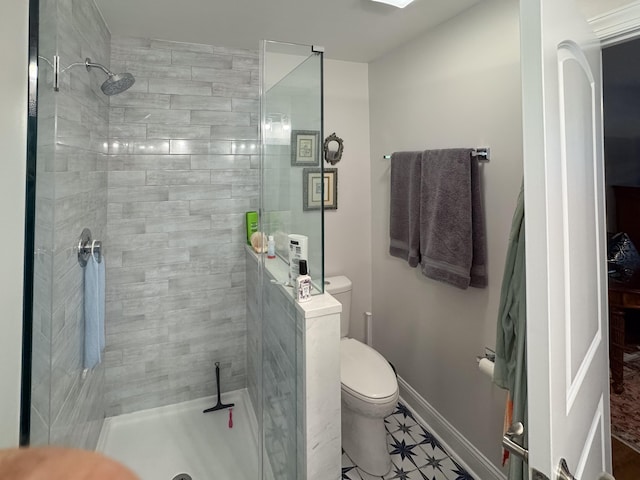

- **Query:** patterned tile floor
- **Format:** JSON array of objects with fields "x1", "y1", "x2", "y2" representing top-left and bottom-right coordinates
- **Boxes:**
[{"x1": 341, "y1": 402, "x2": 474, "y2": 480}]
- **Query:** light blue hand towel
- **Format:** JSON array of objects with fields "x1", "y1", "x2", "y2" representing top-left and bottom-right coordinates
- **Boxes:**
[{"x1": 84, "y1": 253, "x2": 105, "y2": 369}]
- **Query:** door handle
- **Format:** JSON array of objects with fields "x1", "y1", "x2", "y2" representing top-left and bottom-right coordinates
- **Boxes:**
[
  {"x1": 502, "y1": 422, "x2": 529, "y2": 462},
  {"x1": 556, "y1": 459, "x2": 615, "y2": 480}
]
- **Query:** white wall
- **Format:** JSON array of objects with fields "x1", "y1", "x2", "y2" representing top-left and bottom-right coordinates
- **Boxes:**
[
  {"x1": 323, "y1": 59, "x2": 372, "y2": 341},
  {"x1": 0, "y1": 0, "x2": 28, "y2": 448},
  {"x1": 369, "y1": 0, "x2": 522, "y2": 470}
]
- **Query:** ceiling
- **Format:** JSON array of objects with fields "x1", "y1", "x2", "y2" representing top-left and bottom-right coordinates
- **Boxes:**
[{"x1": 94, "y1": 0, "x2": 480, "y2": 62}]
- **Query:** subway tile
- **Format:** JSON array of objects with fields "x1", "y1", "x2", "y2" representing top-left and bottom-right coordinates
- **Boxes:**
[
  {"x1": 108, "y1": 171, "x2": 146, "y2": 186},
  {"x1": 124, "y1": 107, "x2": 190, "y2": 125},
  {"x1": 106, "y1": 267, "x2": 146, "y2": 286},
  {"x1": 167, "y1": 229, "x2": 232, "y2": 248},
  {"x1": 144, "y1": 260, "x2": 211, "y2": 282},
  {"x1": 189, "y1": 198, "x2": 252, "y2": 215},
  {"x1": 232, "y1": 184, "x2": 259, "y2": 198},
  {"x1": 150, "y1": 39, "x2": 214, "y2": 54},
  {"x1": 211, "y1": 213, "x2": 245, "y2": 230},
  {"x1": 169, "y1": 140, "x2": 231, "y2": 155},
  {"x1": 148, "y1": 78, "x2": 212, "y2": 96},
  {"x1": 123, "y1": 78, "x2": 150, "y2": 94},
  {"x1": 109, "y1": 140, "x2": 170, "y2": 155},
  {"x1": 111, "y1": 36, "x2": 151, "y2": 49},
  {"x1": 122, "y1": 247, "x2": 189, "y2": 267},
  {"x1": 108, "y1": 186, "x2": 169, "y2": 203},
  {"x1": 111, "y1": 45, "x2": 172, "y2": 65},
  {"x1": 191, "y1": 111, "x2": 250, "y2": 126},
  {"x1": 109, "y1": 92, "x2": 171, "y2": 109},
  {"x1": 147, "y1": 124, "x2": 210, "y2": 140},
  {"x1": 213, "y1": 46, "x2": 257, "y2": 56},
  {"x1": 232, "y1": 98, "x2": 259, "y2": 113},
  {"x1": 145, "y1": 215, "x2": 211, "y2": 233},
  {"x1": 190, "y1": 155, "x2": 250, "y2": 170},
  {"x1": 106, "y1": 280, "x2": 169, "y2": 302},
  {"x1": 106, "y1": 233, "x2": 170, "y2": 252},
  {"x1": 230, "y1": 169, "x2": 259, "y2": 185},
  {"x1": 170, "y1": 95, "x2": 231, "y2": 111},
  {"x1": 168, "y1": 274, "x2": 231, "y2": 292},
  {"x1": 232, "y1": 54, "x2": 259, "y2": 71},
  {"x1": 108, "y1": 154, "x2": 191, "y2": 171},
  {"x1": 109, "y1": 124, "x2": 147, "y2": 139},
  {"x1": 110, "y1": 107, "x2": 125, "y2": 124},
  {"x1": 171, "y1": 51, "x2": 232, "y2": 69},
  {"x1": 146, "y1": 170, "x2": 210, "y2": 186},
  {"x1": 211, "y1": 83, "x2": 258, "y2": 99},
  {"x1": 122, "y1": 200, "x2": 191, "y2": 218},
  {"x1": 168, "y1": 185, "x2": 231, "y2": 201},
  {"x1": 107, "y1": 219, "x2": 147, "y2": 236},
  {"x1": 192, "y1": 67, "x2": 251, "y2": 84},
  {"x1": 125, "y1": 63, "x2": 192, "y2": 80},
  {"x1": 212, "y1": 125, "x2": 258, "y2": 140}
]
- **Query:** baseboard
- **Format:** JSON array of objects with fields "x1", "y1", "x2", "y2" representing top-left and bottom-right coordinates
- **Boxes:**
[{"x1": 397, "y1": 376, "x2": 506, "y2": 480}]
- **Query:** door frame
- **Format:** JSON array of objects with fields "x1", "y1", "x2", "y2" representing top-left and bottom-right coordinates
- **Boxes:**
[{"x1": 588, "y1": 2, "x2": 640, "y2": 46}]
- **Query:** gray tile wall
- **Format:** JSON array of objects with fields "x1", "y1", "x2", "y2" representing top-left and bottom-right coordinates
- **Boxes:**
[
  {"x1": 245, "y1": 249, "x2": 262, "y2": 430},
  {"x1": 261, "y1": 275, "x2": 299, "y2": 479},
  {"x1": 31, "y1": 0, "x2": 110, "y2": 449},
  {"x1": 105, "y1": 36, "x2": 259, "y2": 416}
]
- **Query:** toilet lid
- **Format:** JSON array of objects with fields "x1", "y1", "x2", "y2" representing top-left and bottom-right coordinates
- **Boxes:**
[{"x1": 340, "y1": 338, "x2": 397, "y2": 400}]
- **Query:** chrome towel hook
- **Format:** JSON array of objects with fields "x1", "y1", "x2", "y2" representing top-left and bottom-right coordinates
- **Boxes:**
[{"x1": 78, "y1": 228, "x2": 102, "y2": 266}]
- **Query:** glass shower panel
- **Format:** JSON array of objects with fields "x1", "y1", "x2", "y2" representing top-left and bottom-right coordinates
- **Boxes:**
[
  {"x1": 260, "y1": 40, "x2": 324, "y2": 480},
  {"x1": 261, "y1": 41, "x2": 324, "y2": 294},
  {"x1": 29, "y1": 0, "x2": 58, "y2": 447},
  {"x1": 28, "y1": 0, "x2": 109, "y2": 449}
]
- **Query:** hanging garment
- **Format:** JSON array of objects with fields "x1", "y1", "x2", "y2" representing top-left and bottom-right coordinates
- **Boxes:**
[{"x1": 493, "y1": 183, "x2": 528, "y2": 480}]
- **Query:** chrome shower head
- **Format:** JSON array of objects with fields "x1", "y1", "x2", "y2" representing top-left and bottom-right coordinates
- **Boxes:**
[
  {"x1": 85, "y1": 58, "x2": 135, "y2": 96},
  {"x1": 101, "y1": 72, "x2": 136, "y2": 96}
]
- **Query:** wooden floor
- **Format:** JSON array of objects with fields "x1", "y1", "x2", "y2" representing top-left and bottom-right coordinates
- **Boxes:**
[{"x1": 613, "y1": 436, "x2": 640, "y2": 480}]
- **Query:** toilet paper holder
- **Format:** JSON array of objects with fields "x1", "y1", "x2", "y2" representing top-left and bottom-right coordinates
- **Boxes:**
[{"x1": 476, "y1": 347, "x2": 496, "y2": 364}]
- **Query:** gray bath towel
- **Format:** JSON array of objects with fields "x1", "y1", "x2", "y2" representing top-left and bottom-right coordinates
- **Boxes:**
[
  {"x1": 420, "y1": 149, "x2": 487, "y2": 289},
  {"x1": 389, "y1": 151, "x2": 422, "y2": 267}
]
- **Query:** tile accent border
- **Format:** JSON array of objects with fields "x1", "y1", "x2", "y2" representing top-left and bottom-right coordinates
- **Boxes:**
[{"x1": 397, "y1": 376, "x2": 506, "y2": 480}]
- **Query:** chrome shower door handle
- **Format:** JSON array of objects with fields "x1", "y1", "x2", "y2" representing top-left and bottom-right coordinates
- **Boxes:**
[{"x1": 502, "y1": 422, "x2": 529, "y2": 463}]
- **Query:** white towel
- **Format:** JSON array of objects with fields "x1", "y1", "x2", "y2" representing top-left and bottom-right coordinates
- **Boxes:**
[{"x1": 84, "y1": 252, "x2": 105, "y2": 369}]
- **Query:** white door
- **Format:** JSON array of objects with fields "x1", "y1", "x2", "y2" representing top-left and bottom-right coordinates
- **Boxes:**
[{"x1": 521, "y1": 0, "x2": 612, "y2": 478}]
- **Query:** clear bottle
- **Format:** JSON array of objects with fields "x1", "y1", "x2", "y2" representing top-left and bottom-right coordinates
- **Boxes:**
[
  {"x1": 267, "y1": 235, "x2": 275, "y2": 259},
  {"x1": 296, "y1": 259, "x2": 311, "y2": 302}
]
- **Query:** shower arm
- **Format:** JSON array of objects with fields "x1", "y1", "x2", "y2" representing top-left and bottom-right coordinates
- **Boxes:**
[{"x1": 53, "y1": 56, "x2": 113, "y2": 91}]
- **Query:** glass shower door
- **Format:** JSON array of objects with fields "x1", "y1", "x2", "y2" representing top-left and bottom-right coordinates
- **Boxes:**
[{"x1": 259, "y1": 40, "x2": 324, "y2": 480}]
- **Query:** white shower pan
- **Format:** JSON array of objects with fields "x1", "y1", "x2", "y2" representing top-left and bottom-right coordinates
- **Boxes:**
[{"x1": 97, "y1": 389, "x2": 260, "y2": 480}]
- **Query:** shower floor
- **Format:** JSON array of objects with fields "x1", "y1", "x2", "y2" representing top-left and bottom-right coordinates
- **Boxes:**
[{"x1": 96, "y1": 389, "x2": 260, "y2": 480}]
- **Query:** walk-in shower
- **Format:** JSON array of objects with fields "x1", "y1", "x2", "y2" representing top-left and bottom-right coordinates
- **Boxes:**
[{"x1": 23, "y1": 0, "x2": 327, "y2": 478}]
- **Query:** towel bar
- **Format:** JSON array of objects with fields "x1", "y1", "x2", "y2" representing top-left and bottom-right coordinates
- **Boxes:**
[
  {"x1": 77, "y1": 228, "x2": 102, "y2": 266},
  {"x1": 383, "y1": 147, "x2": 490, "y2": 162}
]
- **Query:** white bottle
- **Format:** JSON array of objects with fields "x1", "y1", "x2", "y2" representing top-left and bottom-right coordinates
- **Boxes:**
[
  {"x1": 296, "y1": 260, "x2": 312, "y2": 302},
  {"x1": 267, "y1": 235, "x2": 275, "y2": 259},
  {"x1": 288, "y1": 234, "x2": 308, "y2": 283}
]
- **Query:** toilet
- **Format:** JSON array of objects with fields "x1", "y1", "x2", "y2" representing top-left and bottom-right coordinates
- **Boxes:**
[{"x1": 325, "y1": 276, "x2": 399, "y2": 476}]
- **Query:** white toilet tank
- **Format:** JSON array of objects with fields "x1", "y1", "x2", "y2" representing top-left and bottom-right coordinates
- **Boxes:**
[{"x1": 325, "y1": 275, "x2": 352, "y2": 337}]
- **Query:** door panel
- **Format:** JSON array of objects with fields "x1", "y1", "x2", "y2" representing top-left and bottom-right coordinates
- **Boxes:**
[{"x1": 521, "y1": 0, "x2": 612, "y2": 478}]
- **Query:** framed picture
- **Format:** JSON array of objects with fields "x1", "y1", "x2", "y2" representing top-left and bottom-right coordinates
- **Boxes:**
[
  {"x1": 303, "y1": 168, "x2": 338, "y2": 211},
  {"x1": 291, "y1": 130, "x2": 320, "y2": 166}
]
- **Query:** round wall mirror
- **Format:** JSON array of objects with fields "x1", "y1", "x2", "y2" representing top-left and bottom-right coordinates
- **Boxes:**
[{"x1": 323, "y1": 132, "x2": 344, "y2": 165}]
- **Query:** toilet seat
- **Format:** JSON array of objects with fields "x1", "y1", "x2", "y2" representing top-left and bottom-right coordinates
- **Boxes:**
[{"x1": 340, "y1": 338, "x2": 398, "y2": 403}]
